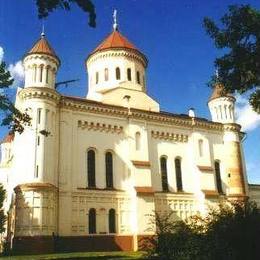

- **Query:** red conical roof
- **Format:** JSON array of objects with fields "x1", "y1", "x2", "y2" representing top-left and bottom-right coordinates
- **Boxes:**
[
  {"x1": 94, "y1": 30, "x2": 138, "y2": 52},
  {"x1": 1, "y1": 134, "x2": 14, "y2": 144},
  {"x1": 26, "y1": 34, "x2": 60, "y2": 62},
  {"x1": 208, "y1": 83, "x2": 234, "y2": 102},
  {"x1": 89, "y1": 30, "x2": 147, "y2": 65}
]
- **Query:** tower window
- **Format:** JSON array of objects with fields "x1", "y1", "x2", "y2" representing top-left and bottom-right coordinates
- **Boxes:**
[
  {"x1": 104, "y1": 68, "x2": 109, "y2": 81},
  {"x1": 105, "y1": 152, "x2": 113, "y2": 189},
  {"x1": 116, "y1": 67, "x2": 121, "y2": 80},
  {"x1": 175, "y1": 158, "x2": 183, "y2": 192},
  {"x1": 88, "y1": 208, "x2": 96, "y2": 234},
  {"x1": 46, "y1": 66, "x2": 50, "y2": 83},
  {"x1": 109, "y1": 208, "x2": 116, "y2": 233},
  {"x1": 37, "y1": 108, "x2": 42, "y2": 124},
  {"x1": 87, "y1": 149, "x2": 96, "y2": 188},
  {"x1": 35, "y1": 165, "x2": 39, "y2": 178},
  {"x1": 39, "y1": 65, "x2": 44, "y2": 82},
  {"x1": 198, "y1": 139, "x2": 203, "y2": 157},
  {"x1": 136, "y1": 71, "x2": 140, "y2": 84},
  {"x1": 33, "y1": 65, "x2": 37, "y2": 82},
  {"x1": 96, "y1": 72, "x2": 99, "y2": 84},
  {"x1": 127, "y1": 68, "x2": 132, "y2": 81},
  {"x1": 135, "y1": 132, "x2": 141, "y2": 151},
  {"x1": 160, "y1": 157, "x2": 168, "y2": 192},
  {"x1": 215, "y1": 161, "x2": 223, "y2": 194}
]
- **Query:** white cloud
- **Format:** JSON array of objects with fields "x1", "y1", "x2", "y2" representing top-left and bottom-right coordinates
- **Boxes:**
[
  {"x1": 8, "y1": 61, "x2": 24, "y2": 88},
  {"x1": 236, "y1": 94, "x2": 260, "y2": 132},
  {"x1": 0, "y1": 46, "x2": 4, "y2": 63}
]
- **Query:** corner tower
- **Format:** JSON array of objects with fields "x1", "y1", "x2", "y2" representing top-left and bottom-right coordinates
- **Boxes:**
[
  {"x1": 86, "y1": 12, "x2": 159, "y2": 112},
  {"x1": 23, "y1": 32, "x2": 60, "y2": 89},
  {"x1": 208, "y1": 80, "x2": 247, "y2": 200}
]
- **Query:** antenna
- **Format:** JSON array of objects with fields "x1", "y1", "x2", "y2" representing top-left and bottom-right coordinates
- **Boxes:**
[{"x1": 55, "y1": 79, "x2": 79, "y2": 89}]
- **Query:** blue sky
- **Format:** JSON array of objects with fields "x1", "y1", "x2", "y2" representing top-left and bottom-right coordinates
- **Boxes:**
[{"x1": 0, "y1": 0, "x2": 259, "y2": 183}]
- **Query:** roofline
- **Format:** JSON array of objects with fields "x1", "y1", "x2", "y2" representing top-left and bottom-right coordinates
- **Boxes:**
[
  {"x1": 86, "y1": 47, "x2": 148, "y2": 68},
  {"x1": 207, "y1": 95, "x2": 236, "y2": 104}
]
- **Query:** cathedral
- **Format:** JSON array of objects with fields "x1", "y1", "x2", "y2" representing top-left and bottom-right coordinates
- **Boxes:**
[{"x1": 0, "y1": 15, "x2": 250, "y2": 254}]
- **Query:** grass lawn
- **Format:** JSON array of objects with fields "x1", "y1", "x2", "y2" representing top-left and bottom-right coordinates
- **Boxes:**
[{"x1": 0, "y1": 251, "x2": 147, "y2": 260}]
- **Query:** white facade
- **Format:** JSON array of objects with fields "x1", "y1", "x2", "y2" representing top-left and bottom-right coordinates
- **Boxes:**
[{"x1": 0, "y1": 27, "x2": 250, "y2": 252}]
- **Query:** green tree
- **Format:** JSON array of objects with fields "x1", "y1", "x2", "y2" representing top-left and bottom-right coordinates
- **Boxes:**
[
  {"x1": 149, "y1": 201, "x2": 260, "y2": 260},
  {"x1": 203, "y1": 5, "x2": 260, "y2": 113},
  {"x1": 0, "y1": 184, "x2": 6, "y2": 233},
  {"x1": 36, "y1": 0, "x2": 96, "y2": 27},
  {"x1": 0, "y1": 62, "x2": 30, "y2": 134}
]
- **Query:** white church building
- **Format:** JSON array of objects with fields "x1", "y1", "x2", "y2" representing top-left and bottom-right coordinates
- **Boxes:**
[{"x1": 0, "y1": 17, "x2": 250, "y2": 253}]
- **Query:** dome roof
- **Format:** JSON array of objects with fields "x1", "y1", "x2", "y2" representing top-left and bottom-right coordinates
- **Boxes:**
[
  {"x1": 25, "y1": 34, "x2": 60, "y2": 62},
  {"x1": 208, "y1": 83, "x2": 234, "y2": 102},
  {"x1": 89, "y1": 30, "x2": 147, "y2": 65},
  {"x1": 1, "y1": 133, "x2": 14, "y2": 144}
]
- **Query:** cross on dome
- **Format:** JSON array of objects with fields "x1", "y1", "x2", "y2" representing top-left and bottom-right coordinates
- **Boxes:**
[{"x1": 113, "y1": 9, "x2": 118, "y2": 31}]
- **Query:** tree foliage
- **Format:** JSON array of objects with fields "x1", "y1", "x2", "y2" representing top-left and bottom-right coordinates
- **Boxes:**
[
  {"x1": 203, "y1": 5, "x2": 260, "y2": 113},
  {"x1": 36, "y1": 0, "x2": 96, "y2": 27},
  {"x1": 0, "y1": 62, "x2": 30, "y2": 134},
  {"x1": 149, "y1": 201, "x2": 260, "y2": 260},
  {"x1": 0, "y1": 184, "x2": 6, "y2": 234}
]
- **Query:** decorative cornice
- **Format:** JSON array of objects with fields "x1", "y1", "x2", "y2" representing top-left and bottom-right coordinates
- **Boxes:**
[
  {"x1": 151, "y1": 130, "x2": 188, "y2": 142},
  {"x1": 135, "y1": 186, "x2": 154, "y2": 195},
  {"x1": 14, "y1": 183, "x2": 58, "y2": 192},
  {"x1": 19, "y1": 87, "x2": 60, "y2": 104},
  {"x1": 61, "y1": 96, "x2": 225, "y2": 132},
  {"x1": 23, "y1": 53, "x2": 60, "y2": 67},
  {"x1": 132, "y1": 160, "x2": 151, "y2": 168},
  {"x1": 87, "y1": 49, "x2": 147, "y2": 68},
  {"x1": 223, "y1": 123, "x2": 241, "y2": 132},
  {"x1": 197, "y1": 166, "x2": 214, "y2": 172},
  {"x1": 78, "y1": 120, "x2": 123, "y2": 134}
]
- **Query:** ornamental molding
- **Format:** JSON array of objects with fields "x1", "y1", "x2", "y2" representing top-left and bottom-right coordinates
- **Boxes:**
[
  {"x1": 14, "y1": 182, "x2": 58, "y2": 193},
  {"x1": 78, "y1": 120, "x2": 123, "y2": 134},
  {"x1": 61, "y1": 96, "x2": 224, "y2": 132},
  {"x1": 19, "y1": 87, "x2": 60, "y2": 104},
  {"x1": 86, "y1": 49, "x2": 147, "y2": 68},
  {"x1": 23, "y1": 54, "x2": 60, "y2": 67},
  {"x1": 151, "y1": 130, "x2": 188, "y2": 142},
  {"x1": 223, "y1": 123, "x2": 241, "y2": 132}
]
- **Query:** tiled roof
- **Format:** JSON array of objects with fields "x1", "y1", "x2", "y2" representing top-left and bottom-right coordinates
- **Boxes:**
[
  {"x1": 93, "y1": 30, "x2": 138, "y2": 53},
  {"x1": 27, "y1": 35, "x2": 59, "y2": 61},
  {"x1": 1, "y1": 134, "x2": 14, "y2": 144},
  {"x1": 209, "y1": 83, "x2": 234, "y2": 102}
]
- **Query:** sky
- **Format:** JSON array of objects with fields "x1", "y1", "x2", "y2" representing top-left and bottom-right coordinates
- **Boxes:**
[{"x1": 0, "y1": 0, "x2": 259, "y2": 183}]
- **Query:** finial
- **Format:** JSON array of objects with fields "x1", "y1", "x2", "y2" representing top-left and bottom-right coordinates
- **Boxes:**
[
  {"x1": 113, "y1": 9, "x2": 118, "y2": 31},
  {"x1": 215, "y1": 68, "x2": 219, "y2": 81},
  {"x1": 41, "y1": 21, "x2": 45, "y2": 38}
]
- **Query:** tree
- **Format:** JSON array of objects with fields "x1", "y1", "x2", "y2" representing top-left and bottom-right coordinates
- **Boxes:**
[
  {"x1": 203, "y1": 5, "x2": 260, "y2": 113},
  {"x1": 36, "y1": 0, "x2": 96, "y2": 27},
  {"x1": 0, "y1": 62, "x2": 30, "y2": 134},
  {"x1": 149, "y1": 201, "x2": 260, "y2": 260},
  {"x1": 0, "y1": 184, "x2": 6, "y2": 234}
]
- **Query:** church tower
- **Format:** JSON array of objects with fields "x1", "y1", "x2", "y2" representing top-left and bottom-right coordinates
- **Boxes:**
[
  {"x1": 85, "y1": 11, "x2": 159, "y2": 112},
  {"x1": 208, "y1": 80, "x2": 247, "y2": 200},
  {"x1": 11, "y1": 31, "x2": 60, "y2": 250}
]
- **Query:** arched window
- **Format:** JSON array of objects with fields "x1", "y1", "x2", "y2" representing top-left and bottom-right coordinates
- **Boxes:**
[
  {"x1": 87, "y1": 150, "x2": 96, "y2": 188},
  {"x1": 95, "y1": 72, "x2": 99, "y2": 84},
  {"x1": 88, "y1": 208, "x2": 96, "y2": 234},
  {"x1": 105, "y1": 152, "x2": 113, "y2": 188},
  {"x1": 136, "y1": 71, "x2": 140, "y2": 84},
  {"x1": 33, "y1": 65, "x2": 37, "y2": 82},
  {"x1": 175, "y1": 158, "x2": 183, "y2": 192},
  {"x1": 39, "y1": 65, "x2": 44, "y2": 82},
  {"x1": 46, "y1": 66, "x2": 50, "y2": 83},
  {"x1": 104, "y1": 68, "x2": 109, "y2": 81},
  {"x1": 135, "y1": 132, "x2": 141, "y2": 151},
  {"x1": 215, "y1": 161, "x2": 223, "y2": 194},
  {"x1": 160, "y1": 157, "x2": 168, "y2": 191},
  {"x1": 109, "y1": 208, "x2": 116, "y2": 233},
  {"x1": 198, "y1": 139, "x2": 203, "y2": 157},
  {"x1": 116, "y1": 67, "x2": 121, "y2": 80},
  {"x1": 127, "y1": 68, "x2": 132, "y2": 81},
  {"x1": 224, "y1": 105, "x2": 227, "y2": 119}
]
